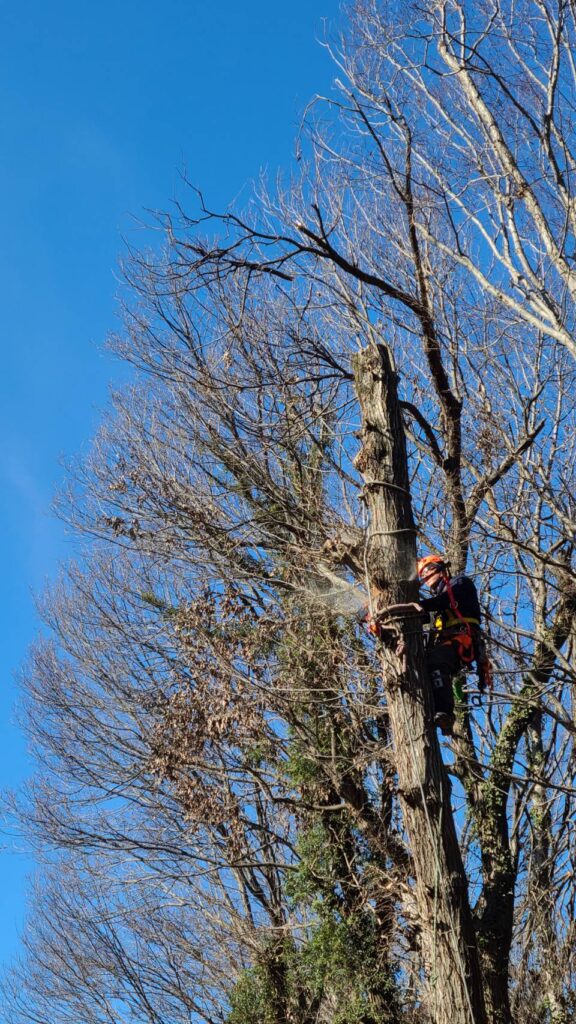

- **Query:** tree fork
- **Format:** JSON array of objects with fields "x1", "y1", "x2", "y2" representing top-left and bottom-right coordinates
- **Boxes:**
[{"x1": 352, "y1": 342, "x2": 487, "y2": 1024}]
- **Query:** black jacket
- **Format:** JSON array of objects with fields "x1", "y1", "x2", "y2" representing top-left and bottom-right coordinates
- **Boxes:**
[{"x1": 420, "y1": 575, "x2": 481, "y2": 625}]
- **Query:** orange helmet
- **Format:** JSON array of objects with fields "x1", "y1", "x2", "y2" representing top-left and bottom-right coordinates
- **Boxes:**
[{"x1": 417, "y1": 554, "x2": 448, "y2": 579}]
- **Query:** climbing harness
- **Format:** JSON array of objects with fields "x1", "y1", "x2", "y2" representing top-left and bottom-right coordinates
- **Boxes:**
[{"x1": 424, "y1": 563, "x2": 493, "y2": 699}]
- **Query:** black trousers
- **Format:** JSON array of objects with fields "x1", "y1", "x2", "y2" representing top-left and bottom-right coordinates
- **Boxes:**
[{"x1": 427, "y1": 643, "x2": 460, "y2": 716}]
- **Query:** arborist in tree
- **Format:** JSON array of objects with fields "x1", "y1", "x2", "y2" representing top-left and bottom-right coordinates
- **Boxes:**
[
  {"x1": 367, "y1": 555, "x2": 492, "y2": 736},
  {"x1": 416, "y1": 555, "x2": 488, "y2": 735}
]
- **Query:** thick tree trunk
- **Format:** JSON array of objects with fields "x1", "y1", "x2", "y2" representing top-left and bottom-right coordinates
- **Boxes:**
[{"x1": 352, "y1": 343, "x2": 486, "y2": 1024}]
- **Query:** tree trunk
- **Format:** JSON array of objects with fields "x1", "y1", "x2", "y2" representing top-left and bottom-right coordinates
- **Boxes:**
[{"x1": 352, "y1": 343, "x2": 486, "y2": 1024}]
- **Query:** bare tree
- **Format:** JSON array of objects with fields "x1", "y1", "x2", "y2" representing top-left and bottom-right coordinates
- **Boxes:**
[{"x1": 5, "y1": 3, "x2": 576, "y2": 1023}]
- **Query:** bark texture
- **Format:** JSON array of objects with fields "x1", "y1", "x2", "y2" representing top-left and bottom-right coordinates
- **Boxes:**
[{"x1": 352, "y1": 343, "x2": 486, "y2": 1024}]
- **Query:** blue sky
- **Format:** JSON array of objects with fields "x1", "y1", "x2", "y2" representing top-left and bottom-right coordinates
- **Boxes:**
[{"x1": 0, "y1": 0, "x2": 339, "y2": 972}]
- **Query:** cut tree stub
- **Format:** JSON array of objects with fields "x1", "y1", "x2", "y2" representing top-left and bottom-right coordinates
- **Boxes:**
[{"x1": 351, "y1": 342, "x2": 487, "y2": 1024}]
